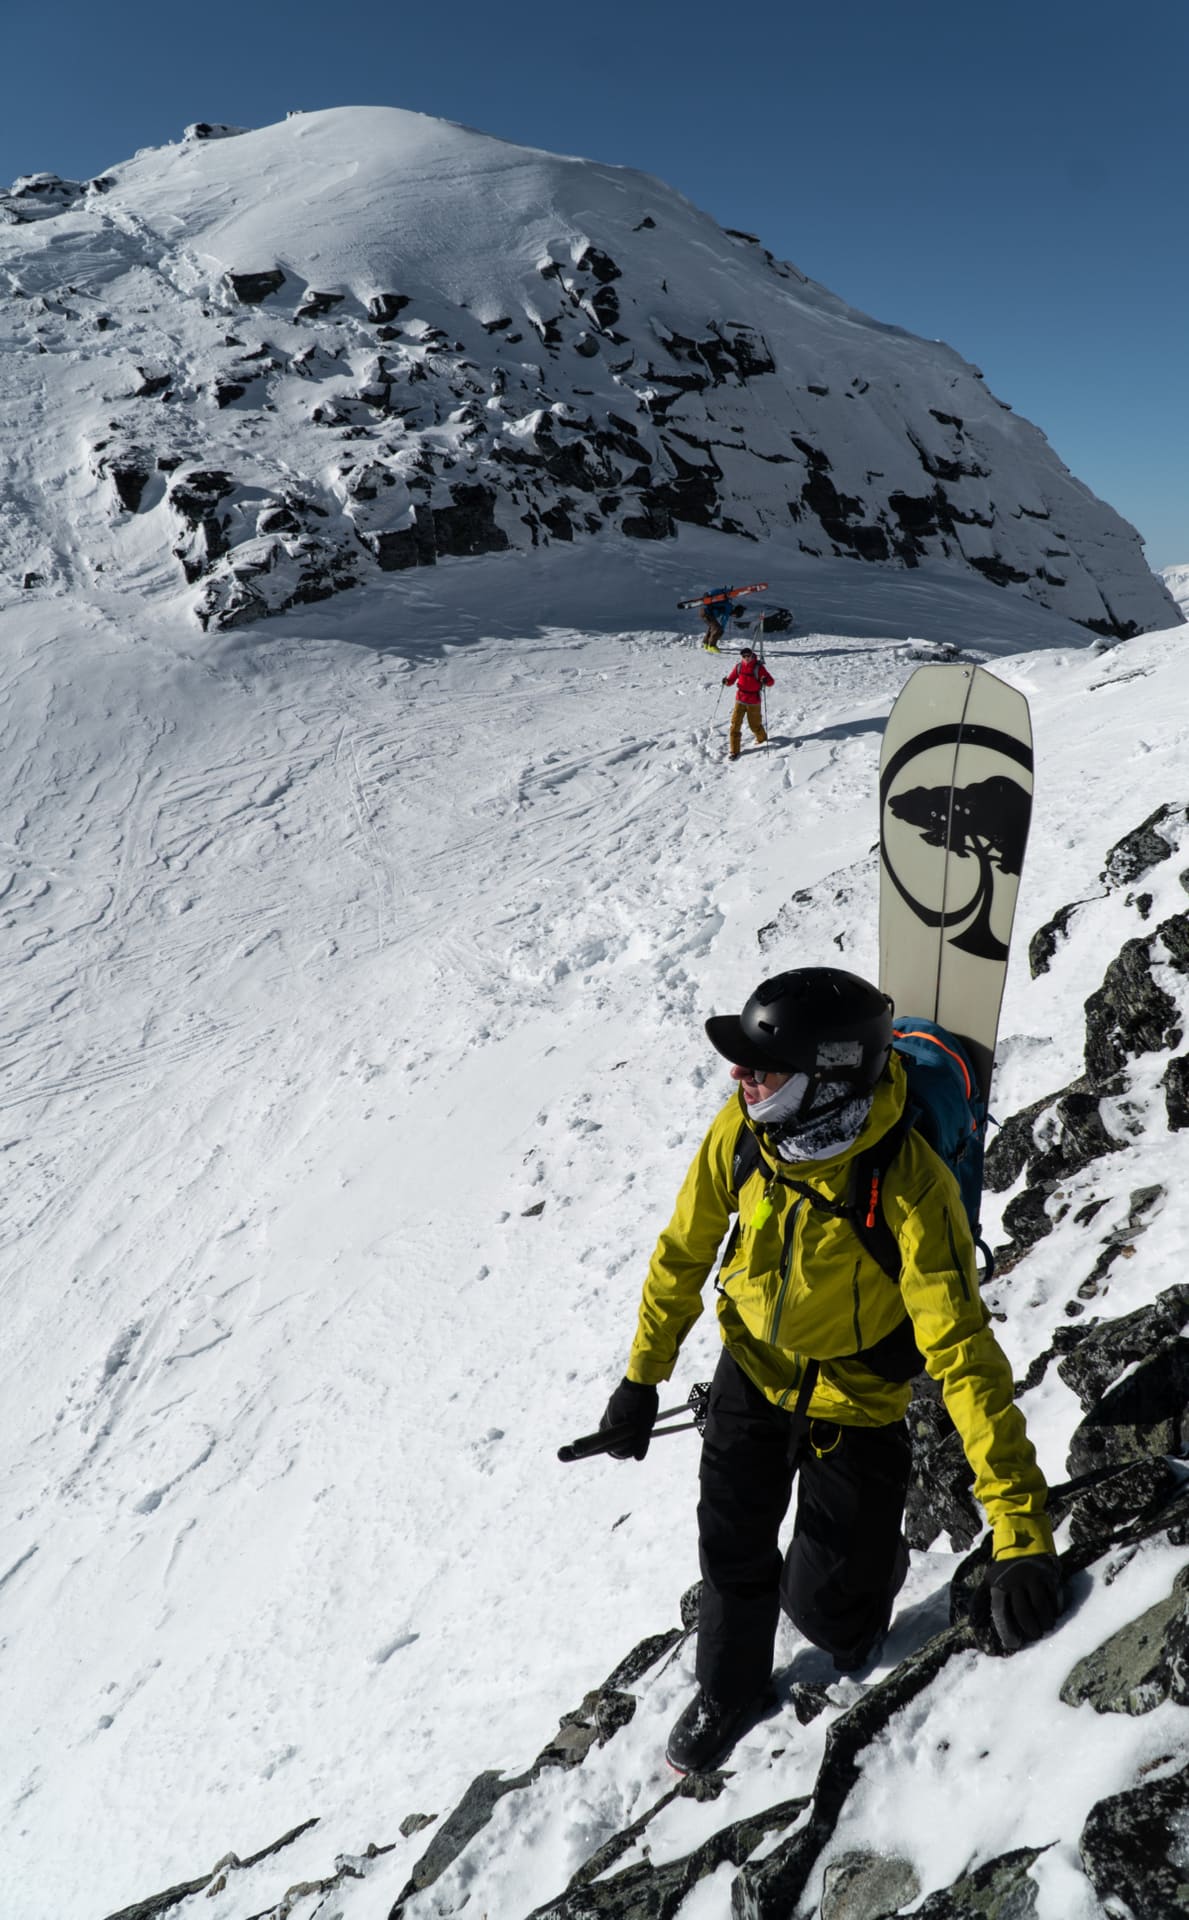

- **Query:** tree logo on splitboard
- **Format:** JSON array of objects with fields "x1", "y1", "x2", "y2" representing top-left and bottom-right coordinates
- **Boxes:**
[{"x1": 880, "y1": 723, "x2": 1033, "y2": 963}]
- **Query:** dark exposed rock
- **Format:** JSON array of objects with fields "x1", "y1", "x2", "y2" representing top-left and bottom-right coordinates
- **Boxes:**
[
  {"x1": 986, "y1": 822, "x2": 1189, "y2": 1274},
  {"x1": 1160, "y1": 906, "x2": 1189, "y2": 973},
  {"x1": 168, "y1": 470, "x2": 236, "y2": 582},
  {"x1": 904, "y1": 1373, "x2": 980, "y2": 1552},
  {"x1": 968, "y1": 553, "x2": 1032, "y2": 588},
  {"x1": 225, "y1": 268, "x2": 286, "y2": 305},
  {"x1": 367, "y1": 483, "x2": 509, "y2": 571},
  {"x1": 621, "y1": 502, "x2": 674, "y2": 540},
  {"x1": 587, "y1": 284, "x2": 621, "y2": 330},
  {"x1": 101, "y1": 445, "x2": 155, "y2": 513},
  {"x1": 184, "y1": 123, "x2": 248, "y2": 143},
  {"x1": 994, "y1": 1183, "x2": 1057, "y2": 1271},
  {"x1": 678, "y1": 1581, "x2": 702, "y2": 1630},
  {"x1": 398, "y1": 1812, "x2": 437, "y2": 1838},
  {"x1": 168, "y1": 469, "x2": 236, "y2": 528},
  {"x1": 886, "y1": 487, "x2": 958, "y2": 560},
  {"x1": 102, "y1": 1871, "x2": 214, "y2": 1920},
  {"x1": 1056, "y1": 1457, "x2": 1189, "y2": 1568},
  {"x1": 785, "y1": 1681, "x2": 832, "y2": 1725},
  {"x1": 540, "y1": 502, "x2": 575, "y2": 540},
  {"x1": 257, "y1": 504, "x2": 302, "y2": 536},
  {"x1": 535, "y1": 1686, "x2": 636, "y2": 1767},
  {"x1": 296, "y1": 290, "x2": 345, "y2": 319},
  {"x1": 1059, "y1": 1564, "x2": 1189, "y2": 1715},
  {"x1": 1028, "y1": 900, "x2": 1086, "y2": 977},
  {"x1": 911, "y1": 1846, "x2": 1048, "y2": 1917},
  {"x1": 1013, "y1": 1320, "x2": 1097, "y2": 1396},
  {"x1": 820, "y1": 1849, "x2": 920, "y2": 1919},
  {"x1": 1057, "y1": 1279, "x2": 1188, "y2": 1409},
  {"x1": 1164, "y1": 1051, "x2": 1189, "y2": 1130},
  {"x1": 101, "y1": 1819, "x2": 319, "y2": 1919},
  {"x1": 1084, "y1": 936, "x2": 1183, "y2": 1088},
  {"x1": 982, "y1": 1095, "x2": 1049, "y2": 1193},
  {"x1": 1079, "y1": 1758, "x2": 1189, "y2": 1917},
  {"x1": 1065, "y1": 1340, "x2": 1189, "y2": 1478},
  {"x1": 527, "y1": 1788, "x2": 808, "y2": 1918},
  {"x1": 575, "y1": 246, "x2": 622, "y2": 285},
  {"x1": 1103, "y1": 805, "x2": 1188, "y2": 887},
  {"x1": 368, "y1": 293, "x2": 410, "y2": 323},
  {"x1": 388, "y1": 1627, "x2": 683, "y2": 1915},
  {"x1": 989, "y1": 1088, "x2": 1121, "y2": 1271}
]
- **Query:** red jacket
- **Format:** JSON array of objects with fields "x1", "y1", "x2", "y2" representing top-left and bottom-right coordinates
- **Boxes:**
[{"x1": 724, "y1": 656, "x2": 774, "y2": 705}]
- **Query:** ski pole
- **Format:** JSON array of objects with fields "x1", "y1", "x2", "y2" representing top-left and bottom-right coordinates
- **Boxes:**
[{"x1": 558, "y1": 1384, "x2": 710, "y2": 1463}]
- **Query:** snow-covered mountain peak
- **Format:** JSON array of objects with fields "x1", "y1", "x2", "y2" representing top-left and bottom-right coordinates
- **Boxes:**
[
  {"x1": 92, "y1": 107, "x2": 836, "y2": 332},
  {"x1": 0, "y1": 107, "x2": 1178, "y2": 641}
]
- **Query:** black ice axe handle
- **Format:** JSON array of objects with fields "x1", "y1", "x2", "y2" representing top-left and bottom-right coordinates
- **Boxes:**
[{"x1": 557, "y1": 1397, "x2": 700, "y2": 1464}]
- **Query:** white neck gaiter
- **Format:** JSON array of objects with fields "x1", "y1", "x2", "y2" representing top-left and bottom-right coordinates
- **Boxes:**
[{"x1": 747, "y1": 1075, "x2": 873, "y2": 1163}]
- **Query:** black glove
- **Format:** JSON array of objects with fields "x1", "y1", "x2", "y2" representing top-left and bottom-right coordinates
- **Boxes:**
[
  {"x1": 599, "y1": 1377, "x2": 659, "y2": 1461},
  {"x1": 986, "y1": 1553, "x2": 1062, "y2": 1652},
  {"x1": 722, "y1": 676, "x2": 730, "y2": 685}
]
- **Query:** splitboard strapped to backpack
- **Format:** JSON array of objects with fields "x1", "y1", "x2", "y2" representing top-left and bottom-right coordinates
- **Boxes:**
[
  {"x1": 877, "y1": 662, "x2": 1032, "y2": 1369},
  {"x1": 879, "y1": 662, "x2": 1034, "y2": 1104}
]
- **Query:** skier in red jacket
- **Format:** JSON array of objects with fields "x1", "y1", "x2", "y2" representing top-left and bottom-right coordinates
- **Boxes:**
[{"x1": 723, "y1": 647, "x2": 774, "y2": 760}]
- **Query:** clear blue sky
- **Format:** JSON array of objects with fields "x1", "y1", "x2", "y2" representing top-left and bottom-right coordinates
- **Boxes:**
[{"x1": 5, "y1": 0, "x2": 1184, "y2": 566}]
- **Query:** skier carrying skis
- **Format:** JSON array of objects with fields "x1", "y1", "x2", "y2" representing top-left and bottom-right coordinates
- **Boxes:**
[
  {"x1": 722, "y1": 646, "x2": 773, "y2": 759},
  {"x1": 699, "y1": 589, "x2": 733, "y2": 652},
  {"x1": 596, "y1": 968, "x2": 1061, "y2": 1774}
]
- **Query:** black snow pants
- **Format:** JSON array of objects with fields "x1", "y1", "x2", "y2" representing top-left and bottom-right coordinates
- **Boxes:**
[{"x1": 695, "y1": 1347, "x2": 912, "y2": 1706}]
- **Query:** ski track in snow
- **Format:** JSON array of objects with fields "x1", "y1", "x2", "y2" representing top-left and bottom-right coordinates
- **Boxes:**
[{"x1": 0, "y1": 568, "x2": 1187, "y2": 1917}]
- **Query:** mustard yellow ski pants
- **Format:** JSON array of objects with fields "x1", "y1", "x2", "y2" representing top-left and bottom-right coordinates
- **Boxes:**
[{"x1": 729, "y1": 702, "x2": 767, "y2": 757}]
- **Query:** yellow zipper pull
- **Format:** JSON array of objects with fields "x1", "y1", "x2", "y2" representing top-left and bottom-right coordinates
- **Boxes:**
[{"x1": 750, "y1": 1179, "x2": 775, "y2": 1231}]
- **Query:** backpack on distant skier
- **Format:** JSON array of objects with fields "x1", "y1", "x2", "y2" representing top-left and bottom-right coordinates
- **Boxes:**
[
  {"x1": 729, "y1": 1016, "x2": 990, "y2": 1382},
  {"x1": 756, "y1": 606, "x2": 792, "y2": 634}
]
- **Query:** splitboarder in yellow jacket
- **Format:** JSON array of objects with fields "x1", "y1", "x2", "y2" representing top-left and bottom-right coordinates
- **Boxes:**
[{"x1": 597, "y1": 967, "x2": 1061, "y2": 1774}]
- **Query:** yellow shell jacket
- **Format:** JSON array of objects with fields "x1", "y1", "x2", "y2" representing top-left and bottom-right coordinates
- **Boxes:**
[{"x1": 626, "y1": 1057, "x2": 1054, "y2": 1561}]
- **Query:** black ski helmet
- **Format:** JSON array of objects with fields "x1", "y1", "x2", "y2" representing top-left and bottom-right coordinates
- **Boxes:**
[
  {"x1": 740, "y1": 645, "x2": 756, "y2": 658},
  {"x1": 705, "y1": 968, "x2": 894, "y2": 1103}
]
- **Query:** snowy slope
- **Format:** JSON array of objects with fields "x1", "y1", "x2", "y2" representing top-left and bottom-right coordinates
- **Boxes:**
[
  {"x1": 0, "y1": 486, "x2": 1187, "y2": 1918},
  {"x1": 1163, "y1": 563, "x2": 1189, "y2": 615},
  {"x1": 1, "y1": 107, "x2": 1179, "y2": 640}
]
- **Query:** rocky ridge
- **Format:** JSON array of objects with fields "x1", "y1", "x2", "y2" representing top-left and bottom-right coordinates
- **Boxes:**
[
  {"x1": 102, "y1": 800, "x2": 1189, "y2": 1919},
  {"x1": 1, "y1": 109, "x2": 1179, "y2": 638}
]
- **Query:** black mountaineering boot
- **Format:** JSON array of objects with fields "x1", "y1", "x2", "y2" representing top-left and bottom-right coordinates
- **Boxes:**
[{"x1": 665, "y1": 1688, "x2": 767, "y2": 1774}]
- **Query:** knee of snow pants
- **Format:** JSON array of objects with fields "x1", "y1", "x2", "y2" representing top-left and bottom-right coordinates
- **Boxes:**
[{"x1": 779, "y1": 1418, "x2": 912, "y2": 1668}]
